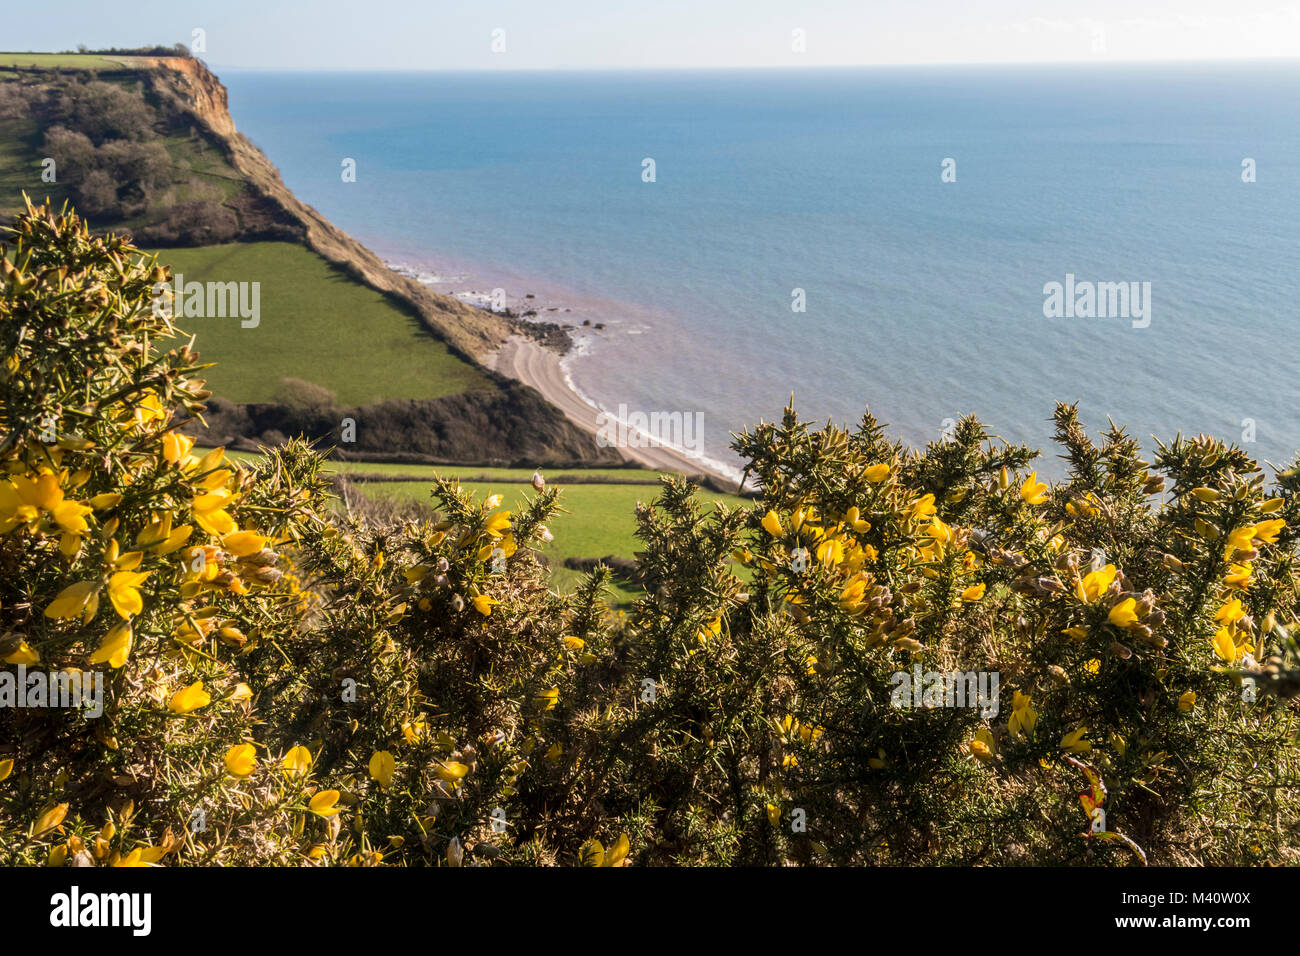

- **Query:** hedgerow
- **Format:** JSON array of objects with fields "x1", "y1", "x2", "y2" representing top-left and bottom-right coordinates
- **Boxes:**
[{"x1": 1, "y1": 199, "x2": 1297, "y2": 866}]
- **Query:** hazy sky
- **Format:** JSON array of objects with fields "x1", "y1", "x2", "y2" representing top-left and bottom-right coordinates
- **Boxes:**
[{"x1": 7, "y1": 0, "x2": 1300, "y2": 70}]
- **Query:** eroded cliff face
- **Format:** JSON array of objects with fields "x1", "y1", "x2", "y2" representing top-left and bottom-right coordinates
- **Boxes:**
[{"x1": 114, "y1": 56, "x2": 238, "y2": 137}]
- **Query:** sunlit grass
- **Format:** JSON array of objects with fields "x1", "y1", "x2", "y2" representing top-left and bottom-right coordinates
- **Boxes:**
[{"x1": 156, "y1": 242, "x2": 490, "y2": 405}]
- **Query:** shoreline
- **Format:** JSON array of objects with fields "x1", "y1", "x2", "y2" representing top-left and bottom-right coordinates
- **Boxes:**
[
  {"x1": 380, "y1": 252, "x2": 746, "y2": 488},
  {"x1": 486, "y1": 335, "x2": 741, "y2": 486}
]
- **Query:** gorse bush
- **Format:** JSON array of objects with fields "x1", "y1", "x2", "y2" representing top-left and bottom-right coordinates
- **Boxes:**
[{"x1": 1, "y1": 199, "x2": 1298, "y2": 867}]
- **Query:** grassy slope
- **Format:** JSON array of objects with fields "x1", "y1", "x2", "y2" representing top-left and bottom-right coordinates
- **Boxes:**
[
  {"x1": 0, "y1": 109, "x2": 82, "y2": 219},
  {"x1": 156, "y1": 243, "x2": 489, "y2": 405}
]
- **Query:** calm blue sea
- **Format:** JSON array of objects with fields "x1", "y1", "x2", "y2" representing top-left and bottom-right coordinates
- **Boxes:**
[{"x1": 222, "y1": 63, "x2": 1300, "y2": 479}]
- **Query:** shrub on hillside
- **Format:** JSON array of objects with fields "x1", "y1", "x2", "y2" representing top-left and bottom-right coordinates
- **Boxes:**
[
  {"x1": 70, "y1": 44, "x2": 193, "y2": 59},
  {"x1": 134, "y1": 199, "x2": 240, "y2": 246},
  {"x1": 40, "y1": 127, "x2": 97, "y2": 182},
  {"x1": 56, "y1": 80, "x2": 157, "y2": 144},
  {"x1": 273, "y1": 377, "x2": 339, "y2": 416},
  {"x1": 1, "y1": 199, "x2": 1297, "y2": 867},
  {"x1": 39, "y1": 82, "x2": 167, "y2": 221}
]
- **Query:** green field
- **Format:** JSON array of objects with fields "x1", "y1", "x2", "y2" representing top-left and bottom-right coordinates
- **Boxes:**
[
  {"x1": 331, "y1": 461, "x2": 664, "y2": 483},
  {"x1": 225, "y1": 452, "x2": 664, "y2": 485},
  {"x1": 155, "y1": 243, "x2": 490, "y2": 405},
  {"x1": 0, "y1": 116, "x2": 46, "y2": 214},
  {"x1": 356, "y1": 476, "x2": 746, "y2": 599},
  {"x1": 0, "y1": 53, "x2": 123, "y2": 70},
  {"x1": 220, "y1": 451, "x2": 746, "y2": 602}
]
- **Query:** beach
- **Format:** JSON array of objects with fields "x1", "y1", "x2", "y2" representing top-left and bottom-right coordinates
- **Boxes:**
[{"x1": 487, "y1": 334, "x2": 734, "y2": 482}]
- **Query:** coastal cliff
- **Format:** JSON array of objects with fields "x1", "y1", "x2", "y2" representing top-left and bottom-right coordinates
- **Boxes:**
[
  {"x1": 123, "y1": 56, "x2": 519, "y2": 360},
  {"x1": 1, "y1": 55, "x2": 623, "y2": 466}
]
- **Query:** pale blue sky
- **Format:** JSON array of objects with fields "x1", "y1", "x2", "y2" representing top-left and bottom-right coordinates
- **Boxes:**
[{"x1": 6, "y1": 0, "x2": 1299, "y2": 70}]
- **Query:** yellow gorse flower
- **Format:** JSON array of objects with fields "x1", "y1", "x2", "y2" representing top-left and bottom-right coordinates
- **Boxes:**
[
  {"x1": 369, "y1": 750, "x2": 396, "y2": 788},
  {"x1": 282, "y1": 745, "x2": 313, "y2": 777},
  {"x1": 1075, "y1": 564, "x2": 1117, "y2": 604},
  {"x1": 168, "y1": 680, "x2": 211, "y2": 715},
  {"x1": 221, "y1": 530, "x2": 268, "y2": 557},
  {"x1": 696, "y1": 615, "x2": 723, "y2": 643},
  {"x1": 44, "y1": 580, "x2": 99, "y2": 621},
  {"x1": 112, "y1": 848, "x2": 160, "y2": 867},
  {"x1": 0, "y1": 469, "x2": 93, "y2": 538},
  {"x1": 909, "y1": 493, "x2": 936, "y2": 522},
  {"x1": 309, "y1": 790, "x2": 341, "y2": 817},
  {"x1": 1214, "y1": 598, "x2": 1246, "y2": 627},
  {"x1": 1060, "y1": 726, "x2": 1092, "y2": 754},
  {"x1": 533, "y1": 687, "x2": 559, "y2": 712},
  {"x1": 1225, "y1": 525, "x2": 1256, "y2": 556},
  {"x1": 1255, "y1": 518, "x2": 1285, "y2": 544},
  {"x1": 843, "y1": 505, "x2": 871, "y2": 533},
  {"x1": 87, "y1": 620, "x2": 132, "y2": 668},
  {"x1": 133, "y1": 391, "x2": 167, "y2": 427},
  {"x1": 107, "y1": 570, "x2": 149, "y2": 619},
  {"x1": 969, "y1": 726, "x2": 996, "y2": 763},
  {"x1": 839, "y1": 576, "x2": 867, "y2": 610},
  {"x1": 815, "y1": 537, "x2": 844, "y2": 566},
  {"x1": 1213, "y1": 627, "x2": 1243, "y2": 663},
  {"x1": 162, "y1": 431, "x2": 194, "y2": 465},
  {"x1": 927, "y1": 518, "x2": 952, "y2": 545},
  {"x1": 3, "y1": 639, "x2": 40, "y2": 665},
  {"x1": 1020, "y1": 471, "x2": 1049, "y2": 505},
  {"x1": 192, "y1": 489, "x2": 237, "y2": 536},
  {"x1": 1008, "y1": 691, "x2": 1037, "y2": 739},
  {"x1": 435, "y1": 760, "x2": 469, "y2": 782},
  {"x1": 225, "y1": 743, "x2": 257, "y2": 777},
  {"x1": 1065, "y1": 493, "x2": 1102, "y2": 517},
  {"x1": 484, "y1": 510, "x2": 512, "y2": 538},
  {"x1": 1107, "y1": 597, "x2": 1138, "y2": 628},
  {"x1": 33, "y1": 802, "x2": 69, "y2": 836},
  {"x1": 1224, "y1": 562, "x2": 1253, "y2": 590},
  {"x1": 579, "y1": 833, "x2": 630, "y2": 867}
]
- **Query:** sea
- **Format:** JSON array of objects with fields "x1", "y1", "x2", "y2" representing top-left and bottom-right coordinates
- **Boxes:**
[{"x1": 221, "y1": 62, "x2": 1300, "y2": 481}]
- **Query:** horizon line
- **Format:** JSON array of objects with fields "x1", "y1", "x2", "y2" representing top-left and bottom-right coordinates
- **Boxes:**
[
  {"x1": 8, "y1": 48, "x2": 1300, "y2": 73},
  {"x1": 201, "y1": 54, "x2": 1300, "y2": 73}
]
